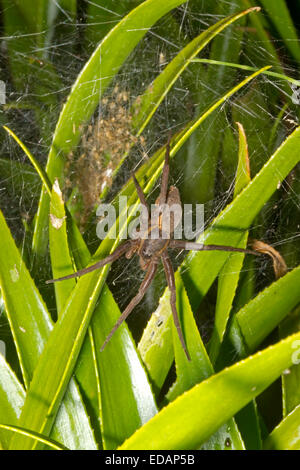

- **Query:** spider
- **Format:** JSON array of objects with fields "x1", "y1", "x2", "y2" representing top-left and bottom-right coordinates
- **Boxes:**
[{"x1": 47, "y1": 137, "x2": 259, "y2": 361}]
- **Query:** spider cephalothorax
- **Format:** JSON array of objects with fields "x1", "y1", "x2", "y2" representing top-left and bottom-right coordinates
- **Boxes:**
[{"x1": 47, "y1": 137, "x2": 260, "y2": 361}]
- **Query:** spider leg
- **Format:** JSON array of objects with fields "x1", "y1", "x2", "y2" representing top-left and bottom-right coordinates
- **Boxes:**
[
  {"x1": 100, "y1": 261, "x2": 158, "y2": 351},
  {"x1": 161, "y1": 251, "x2": 191, "y2": 361},
  {"x1": 132, "y1": 174, "x2": 149, "y2": 212},
  {"x1": 157, "y1": 134, "x2": 171, "y2": 205},
  {"x1": 46, "y1": 240, "x2": 135, "y2": 284},
  {"x1": 170, "y1": 240, "x2": 260, "y2": 256},
  {"x1": 132, "y1": 173, "x2": 150, "y2": 237}
]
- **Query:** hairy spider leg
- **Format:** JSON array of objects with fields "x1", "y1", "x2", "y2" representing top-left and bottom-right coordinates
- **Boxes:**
[
  {"x1": 132, "y1": 172, "x2": 152, "y2": 241},
  {"x1": 100, "y1": 261, "x2": 158, "y2": 351},
  {"x1": 161, "y1": 251, "x2": 191, "y2": 361},
  {"x1": 169, "y1": 240, "x2": 260, "y2": 256},
  {"x1": 46, "y1": 240, "x2": 134, "y2": 284},
  {"x1": 132, "y1": 173, "x2": 149, "y2": 213},
  {"x1": 156, "y1": 134, "x2": 171, "y2": 206}
]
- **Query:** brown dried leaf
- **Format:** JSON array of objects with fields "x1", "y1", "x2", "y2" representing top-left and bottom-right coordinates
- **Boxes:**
[{"x1": 250, "y1": 239, "x2": 288, "y2": 279}]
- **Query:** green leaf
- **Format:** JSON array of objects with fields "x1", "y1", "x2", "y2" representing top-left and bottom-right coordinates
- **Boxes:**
[
  {"x1": 91, "y1": 286, "x2": 157, "y2": 450},
  {"x1": 49, "y1": 180, "x2": 76, "y2": 313},
  {"x1": 200, "y1": 422, "x2": 245, "y2": 451},
  {"x1": 138, "y1": 294, "x2": 174, "y2": 392},
  {"x1": 229, "y1": 265, "x2": 300, "y2": 354},
  {"x1": 120, "y1": 330, "x2": 300, "y2": 449},
  {"x1": 3, "y1": 126, "x2": 52, "y2": 196},
  {"x1": 0, "y1": 210, "x2": 53, "y2": 387},
  {"x1": 0, "y1": 210, "x2": 97, "y2": 450},
  {"x1": 259, "y1": 0, "x2": 300, "y2": 62},
  {"x1": 209, "y1": 122, "x2": 250, "y2": 365},
  {"x1": 192, "y1": 59, "x2": 300, "y2": 87},
  {"x1": 280, "y1": 306, "x2": 300, "y2": 417},
  {"x1": 166, "y1": 274, "x2": 245, "y2": 450},
  {"x1": 235, "y1": 401, "x2": 262, "y2": 450},
  {"x1": 183, "y1": 0, "x2": 248, "y2": 204},
  {"x1": 240, "y1": 0, "x2": 291, "y2": 96},
  {"x1": 55, "y1": 219, "x2": 102, "y2": 443},
  {"x1": 217, "y1": 126, "x2": 263, "y2": 449},
  {"x1": 0, "y1": 424, "x2": 68, "y2": 451},
  {"x1": 264, "y1": 404, "x2": 300, "y2": 450},
  {"x1": 167, "y1": 273, "x2": 213, "y2": 401},
  {"x1": 84, "y1": 0, "x2": 140, "y2": 52},
  {"x1": 3, "y1": 125, "x2": 102, "y2": 446},
  {"x1": 0, "y1": 355, "x2": 25, "y2": 449}
]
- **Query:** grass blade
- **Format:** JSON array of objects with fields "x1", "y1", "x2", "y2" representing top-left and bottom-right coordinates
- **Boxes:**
[
  {"x1": 228, "y1": 265, "x2": 300, "y2": 354},
  {"x1": 166, "y1": 274, "x2": 245, "y2": 450},
  {"x1": 0, "y1": 355, "x2": 25, "y2": 449},
  {"x1": 264, "y1": 404, "x2": 300, "y2": 450},
  {"x1": 192, "y1": 58, "x2": 300, "y2": 87},
  {"x1": 3, "y1": 126, "x2": 51, "y2": 197},
  {"x1": 280, "y1": 306, "x2": 300, "y2": 417},
  {"x1": 0, "y1": 210, "x2": 97, "y2": 449},
  {"x1": 259, "y1": 0, "x2": 300, "y2": 62},
  {"x1": 0, "y1": 424, "x2": 68, "y2": 450},
  {"x1": 49, "y1": 180, "x2": 76, "y2": 312},
  {"x1": 91, "y1": 287, "x2": 158, "y2": 450},
  {"x1": 208, "y1": 122, "x2": 250, "y2": 365}
]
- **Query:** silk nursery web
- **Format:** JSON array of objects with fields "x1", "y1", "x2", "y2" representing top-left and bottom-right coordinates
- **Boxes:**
[{"x1": 0, "y1": 0, "x2": 299, "y2": 342}]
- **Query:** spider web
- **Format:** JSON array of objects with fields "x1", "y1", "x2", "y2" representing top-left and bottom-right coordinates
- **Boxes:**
[{"x1": 0, "y1": 0, "x2": 299, "y2": 343}]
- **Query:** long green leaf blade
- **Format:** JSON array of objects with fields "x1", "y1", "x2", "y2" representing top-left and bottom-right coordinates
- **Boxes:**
[
  {"x1": 91, "y1": 287, "x2": 157, "y2": 450},
  {"x1": 0, "y1": 424, "x2": 68, "y2": 451},
  {"x1": 259, "y1": 0, "x2": 300, "y2": 62},
  {"x1": 230, "y1": 265, "x2": 300, "y2": 354},
  {"x1": 0, "y1": 210, "x2": 97, "y2": 449},
  {"x1": 166, "y1": 274, "x2": 245, "y2": 450},
  {"x1": 0, "y1": 355, "x2": 25, "y2": 449},
  {"x1": 264, "y1": 404, "x2": 300, "y2": 450},
  {"x1": 209, "y1": 122, "x2": 250, "y2": 365}
]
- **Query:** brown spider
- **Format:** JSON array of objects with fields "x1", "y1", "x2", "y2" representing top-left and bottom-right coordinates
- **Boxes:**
[{"x1": 47, "y1": 138, "x2": 259, "y2": 361}]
